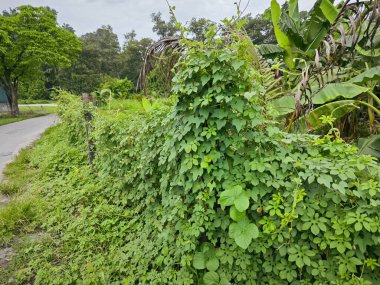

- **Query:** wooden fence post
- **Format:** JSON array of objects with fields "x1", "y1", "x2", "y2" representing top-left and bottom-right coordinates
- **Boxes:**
[{"x1": 82, "y1": 93, "x2": 95, "y2": 165}]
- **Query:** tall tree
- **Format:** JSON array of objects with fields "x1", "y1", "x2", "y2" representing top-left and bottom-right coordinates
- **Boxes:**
[
  {"x1": 120, "y1": 31, "x2": 153, "y2": 85},
  {"x1": 243, "y1": 10, "x2": 276, "y2": 45},
  {"x1": 57, "y1": 25, "x2": 121, "y2": 94},
  {"x1": 0, "y1": 5, "x2": 81, "y2": 115},
  {"x1": 151, "y1": 12, "x2": 179, "y2": 38},
  {"x1": 188, "y1": 18, "x2": 214, "y2": 41},
  {"x1": 80, "y1": 25, "x2": 121, "y2": 77}
]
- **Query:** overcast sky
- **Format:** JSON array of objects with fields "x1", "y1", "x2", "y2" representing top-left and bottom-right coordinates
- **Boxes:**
[{"x1": 0, "y1": 0, "x2": 315, "y2": 43}]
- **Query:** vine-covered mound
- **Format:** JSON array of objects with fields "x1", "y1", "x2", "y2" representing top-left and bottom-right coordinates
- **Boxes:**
[
  {"x1": 29, "y1": 27, "x2": 380, "y2": 284},
  {"x1": 92, "y1": 28, "x2": 380, "y2": 284}
]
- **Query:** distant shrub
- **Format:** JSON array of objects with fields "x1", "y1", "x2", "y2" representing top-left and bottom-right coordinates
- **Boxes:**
[{"x1": 99, "y1": 77, "x2": 135, "y2": 99}]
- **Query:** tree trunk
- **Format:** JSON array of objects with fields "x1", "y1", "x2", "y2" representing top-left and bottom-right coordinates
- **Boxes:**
[{"x1": 8, "y1": 84, "x2": 19, "y2": 117}]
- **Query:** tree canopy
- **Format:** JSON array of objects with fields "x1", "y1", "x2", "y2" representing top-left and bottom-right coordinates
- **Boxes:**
[{"x1": 0, "y1": 5, "x2": 81, "y2": 115}]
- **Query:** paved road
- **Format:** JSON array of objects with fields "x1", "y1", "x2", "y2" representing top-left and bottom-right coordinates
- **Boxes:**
[{"x1": 0, "y1": 114, "x2": 58, "y2": 179}]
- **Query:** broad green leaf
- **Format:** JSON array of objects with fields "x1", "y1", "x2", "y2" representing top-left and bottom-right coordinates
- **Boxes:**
[
  {"x1": 229, "y1": 206, "x2": 246, "y2": 222},
  {"x1": 270, "y1": 0, "x2": 294, "y2": 68},
  {"x1": 206, "y1": 257, "x2": 220, "y2": 272},
  {"x1": 270, "y1": 0, "x2": 291, "y2": 48},
  {"x1": 201, "y1": 75, "x2": 211, "y2": 86},
  {"x1": 302, "y1": 222, "x2": 312, "y2": 230},
  {"x1": 288, "y1": 0, "x2": 300, "y2": 25},
  {"x1": 231, "y1": 60, "x2": 244, "y2": 71},
  {"x1": 234, "y1": 192, "x2": 250, "y2": 212},
  {"x1": 203, "y1": 272, "x2": 219, "y2": 285},
  {"x1": 358, "y1": 134, "x2": 380, "y2": 159},
  {"x1": 229, "y1": 217, "x2": 259, "y2": 249},
  {"x1": 270, "y1": 95, "x2": 295, "y2": 116},
  {"x1": 304, "y1": 0, "x2": 329, "y2": 52},
  {"x1": 320, "y1": 0, "x2": 339, "y2": 24},
  {"x1": 230, "y1": 98, "x2": 245, "y2": 113},
  {"x1": 257, "y1": 44, "x2": 284, "y2": 56},
  {"x1": 232, "y1": 118, "x2": 246, "y2": 133},
  {"x1": 355, "y1": 45, "x2": 380, "y2": 58},
  {"x1": 312, "y1": 83, "x2": 369, "y2": 104},
  {"x1": 355, "y1": 222, "x2": 363, "y2": 231},
  {"x1": 311, "y1": 224, "x2": 320, "y2": 235},
  {"x1": 349, "y1": 66, "x2": 380, "y2": 85},
  {"x1": 193, "y1": 252, "x2": 206, "y2": 269},
  {"x1": 220, "y1": 277, "x2": 232, "y2": 285},
  {"x1": 296, "y1": 100, "x2": 359, "y2": 131},
  {"x1": 219, "y1": 186, "x2": 249, "y2": 212},
  {"x1": 213, "y1": 72, "x2": 224, "y2": 83},
  {"x1": 216, "y1": 119, "x2": 227, "y2": 130},
  {"x1": 219, "y1": 185, "x2": 243, "y2": 207}
]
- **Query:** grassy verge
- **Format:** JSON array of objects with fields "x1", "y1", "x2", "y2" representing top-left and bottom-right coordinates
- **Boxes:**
[
  {"x1": 18, "y1": 105, "x2": 57, "y2": 114},
  {"x1": 0, "y1": 97, "x2": 152, "y2": 284},
  {"x1": 0, "y1": 129, "x2": 53, "y2": 284},
  {"x1": 19, "y1": 99, "x2": 57, "y2": 104},
  {"x1": 0, "y1": 105, "x2": 57, "y2": 126},
  {"x1": 0, "y1": 124, "x2": 89, "y2": 284},
  {"x1": 0, "y1": 113, "x2": 44, "y2": 126}
]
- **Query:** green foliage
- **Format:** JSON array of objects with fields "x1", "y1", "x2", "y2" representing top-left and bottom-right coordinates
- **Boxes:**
[
  {"x1": 269, "y1": 0, "x2": 338, "y2": 68},
  {"x1": 358, "y1": 134, "x2": 380, "y2": 159},
  {"x1": 56, "y1": 90, "x2": 87, "y2": 144},
  {"x1": 99, "y1": 77, "x2": 135, "y2": 99},
  {"x1": 0, "y1": 5, "x2": 81, "y2": 114},
  {"x1": 0, "y1": 147, "x2": 44, "y2": 246},
  {"x1": 312, "y1": 83, "x2": 369, "y2": 105},
  {"x1": 56, "y1": 25, "x2": 121, "y2": 94},
  {"x1": 0, "y1": 113, "x2": 46, "y2": 126},
  {"x1": 0, "y1": 182, "x2": 20, "y2": 196},
  {"x1": 3, "y1": 18, "x2": 380, "y2": 285},
  {"x1": 18, "y1": 78, "x2": 49, "y2": 101},
  {"x1": 120, "y1": 32, "x2": 153, "y2": 84},
  {"x1": 265, "y1": 0, "x2": 379, "y2": 140},
  {"x1": 151, "y1": 12, "x2": 179, "y2": 38},
  {"x1": 0, "y1": 194, "x2": 44, "y2": 245},
  {"x1": 243, "y1": 11, "x2": 277, "y2": 45}
]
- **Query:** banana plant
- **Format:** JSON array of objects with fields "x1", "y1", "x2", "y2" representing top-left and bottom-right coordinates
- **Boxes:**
[
  {"x1": 266, "y1": 0, "x2": 340, "y2": 69},
  {"x1": 358, "y1": 134, "x2": 380, "y2": 159},
  {"x1": 295, "y1": 66, "x2": 380, "y2": 132}
]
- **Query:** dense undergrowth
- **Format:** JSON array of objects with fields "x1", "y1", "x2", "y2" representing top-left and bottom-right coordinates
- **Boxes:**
[{"x1": 1, "y1": 24, "x2": 380, "y2": 285}]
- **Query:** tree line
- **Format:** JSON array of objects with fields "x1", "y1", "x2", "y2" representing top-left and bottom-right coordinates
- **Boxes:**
[{"x1": 0, "y1": 4, "x2": 282, "y2": 116}]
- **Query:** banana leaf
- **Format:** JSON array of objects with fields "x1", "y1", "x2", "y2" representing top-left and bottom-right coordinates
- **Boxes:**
[
  {"x1": 312, "y1": 83, "x2": 369, "y2": 104},
  {"x1": 289, "y1": 0, "x2": 300, "y2": 26},
  {"x1": 295, "y1": 100, "x2": 359, "y2": 131},
  {"x1": 271, "y1": 0, "x2": 294, "y2": 68},
  {"x1": 270, "y1": 95, "x2": 295, "y2": 116},
  {"x1": 279, "y1": 13, "x2": 305, "y2": 48},
  {"x1": 355, "y1": 45, "x2": 380, "y2": 57},
  {"x1": 320, "y1": 0, "x2": 339, "y2": 24},
  {"x1": 349, "y1": 66, "x2": 380, "y2": 85},
  {"x1": 304, "y1": 0, "x2": 330, "y2": 53},
  {"x1": 358, "y1": 134, "x2": 380, "y2": 159},
  {"x1": 257, "y1": 44, "x2": 284, "y2": 56}
]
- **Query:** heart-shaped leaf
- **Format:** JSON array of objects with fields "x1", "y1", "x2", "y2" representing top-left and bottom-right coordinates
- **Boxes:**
[{"x1": 229, "y1": 217, "x2": 259, "y2": 249}]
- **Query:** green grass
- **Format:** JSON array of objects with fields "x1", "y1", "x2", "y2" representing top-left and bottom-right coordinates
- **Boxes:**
[
  {"x1": 19, "y1": 105, "x2": 57, "y2": 114},
  {"x1": 19, "y1": 99, "x2": 57, "y2": 104},
  {"x1": 0, "y1": 140, "x2": 46, "y2": 284},
  {"x1": 0, "y1": 113, "x2": 44, "y2": 126},
  {"x1": 0, "y1": 146, "x2": 44, "y2": 245},
  {"x1": 0, "y1": 105, "x2": 57, "y2": 126}
]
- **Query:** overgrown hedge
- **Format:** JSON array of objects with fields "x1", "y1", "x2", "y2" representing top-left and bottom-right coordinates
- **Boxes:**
[{"x1": 15, "y1": 25, "x2": 380, "y2": 284}]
